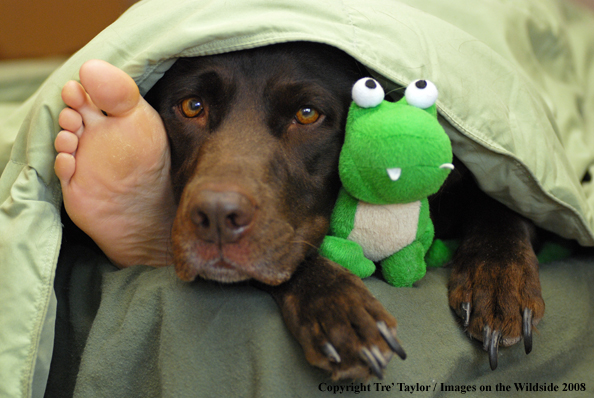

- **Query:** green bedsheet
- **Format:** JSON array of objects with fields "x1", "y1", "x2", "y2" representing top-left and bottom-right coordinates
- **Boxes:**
[
  {"x1": 1, "y1": 0, "x2": 594, "y2": 396},
  {"x1": 45, "y1": 229, "x2": 594, "y2": 397}
]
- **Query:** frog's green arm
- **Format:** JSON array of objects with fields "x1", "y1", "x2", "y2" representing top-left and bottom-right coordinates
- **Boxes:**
[
  {"x1": 320, "y1": 187, "x2": 377, "y2": 278},
  {"x1": 328, "y1": 187, "x2": 359, "y2": 239},
  {"x1": 320, "y1": 236, "x2": 376, "y2": 278}
]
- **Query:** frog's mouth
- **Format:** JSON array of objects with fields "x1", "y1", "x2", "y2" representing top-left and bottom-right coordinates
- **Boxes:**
[{"x1": 386, "y1": 163, "x2": 454, "y2": 181}]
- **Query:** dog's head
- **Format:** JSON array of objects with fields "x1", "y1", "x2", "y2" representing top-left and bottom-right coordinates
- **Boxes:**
[{"x1": 146, "y1": 42, "x2": 362, "y2": 285}]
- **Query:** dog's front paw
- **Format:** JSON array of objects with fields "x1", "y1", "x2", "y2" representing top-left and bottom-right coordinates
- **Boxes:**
[
  {"x1": 269, "y1": 256, "x2": 405, "y2": 380},
  {"x1": 448, "y1": 241, "x2": 545, "y2": 370}
]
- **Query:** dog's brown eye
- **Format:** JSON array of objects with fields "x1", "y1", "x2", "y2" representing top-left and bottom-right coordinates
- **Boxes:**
[
  {"x1": 295, "y1": 107, "x2": 320, "y2": 125},
  {"x1": 180, "y1": 97, "x2": 204, "y2": 118}
]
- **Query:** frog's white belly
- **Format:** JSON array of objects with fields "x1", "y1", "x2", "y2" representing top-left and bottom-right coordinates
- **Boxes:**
[{"x1": 347, "y1": 201, "x2": 421, "y2": 262}]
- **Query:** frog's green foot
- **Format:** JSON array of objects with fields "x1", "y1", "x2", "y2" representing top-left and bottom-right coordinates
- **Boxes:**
[
  {"x1": 380, "y1": 241, "x2": 426, "y2": 287},
  {"x1": 320, "y1": 236, "x2": 376, "y2": 278},
  {"x1": 425, "y1": 238, "x2": 459, "y2": 268}
]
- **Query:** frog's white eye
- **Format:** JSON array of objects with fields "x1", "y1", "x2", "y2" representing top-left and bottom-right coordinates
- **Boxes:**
[
  {"x1": 352, "y1": 78, "x2": 385, "y2": 108},
  {"x1": 405, "y1": 79, "x2": 438, "y2": 109}
]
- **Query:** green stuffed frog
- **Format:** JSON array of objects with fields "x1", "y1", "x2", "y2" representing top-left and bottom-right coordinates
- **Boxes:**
[{"x1": 319, "y1": 78, "x2": 454, "y2": 287}]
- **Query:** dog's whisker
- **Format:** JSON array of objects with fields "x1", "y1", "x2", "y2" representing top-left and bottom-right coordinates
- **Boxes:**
[
  {"x1": 289, "y1": 240, "x2": 319, "y2": 250},
  {"x1": 385, "y1": 86, "x2": 406, "y2": 98}
]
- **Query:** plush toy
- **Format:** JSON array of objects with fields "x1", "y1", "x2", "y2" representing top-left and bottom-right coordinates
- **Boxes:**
[{"x1": 319, "y1": 77, "x2": 454, "y2": 287}]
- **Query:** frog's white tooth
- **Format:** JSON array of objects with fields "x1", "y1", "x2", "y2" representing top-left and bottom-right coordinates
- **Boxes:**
[
  {"x1": 440, "y1": 163, "x2": 455, "y2": 170},
  {"x1": 387, "y1": 168, "x2": 402, "y2": 181}
]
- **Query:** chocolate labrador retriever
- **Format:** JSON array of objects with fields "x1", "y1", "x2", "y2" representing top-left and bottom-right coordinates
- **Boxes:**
[{"x1": 143, "y1": 41, "x2": 543, "y2": 378}]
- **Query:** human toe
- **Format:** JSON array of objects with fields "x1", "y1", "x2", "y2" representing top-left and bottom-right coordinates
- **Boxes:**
[
  {"x1": 61, "y1": 80, "x2": 89, "y2": 110},
  {"x1": 55, "y1": 130, "x2": 79, "y2": 154},
  {"x1": 54, "y1": 153, "x2": 76, "y2": 184},
  {"x1": 59, "y1": 107, "x2": 83, "y2": 132},
  {"x1": 79, "y1": 59, "x2": 141, "y2": 117}
]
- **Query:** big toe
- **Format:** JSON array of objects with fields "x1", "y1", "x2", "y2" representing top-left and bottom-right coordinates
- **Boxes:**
[{"x1": 79, "y1": 59, "x2": 141, "y2": 116}]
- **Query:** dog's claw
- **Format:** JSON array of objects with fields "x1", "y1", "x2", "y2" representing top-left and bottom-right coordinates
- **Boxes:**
[
  {"x1": 482, "y1": 326, "x2": 499, "y2": 370},
  {"x1": 523, "y1": 308, "x2": 533, "y2": 355},
  {"x1": 370, "y1": 345, "x2": 389, "y2": 369},
  {"x1": 322, "y1": 342, "x2": 341, "y2": 363},
  {"x1": 461, "y1": 302, "x2": 471, "y2": 328},
  {"x1": 485, "y1": 326, "x2": 501, "y2": 371},
  {"x1": 377, "y1": 321, "x2": 407, "y2": 360},
  {"x1": 360, "y1": 347, "x2": 384, "y2": 379},
  {"x1": 482, "y1": 325, "x2": 491, "y2": 352}
]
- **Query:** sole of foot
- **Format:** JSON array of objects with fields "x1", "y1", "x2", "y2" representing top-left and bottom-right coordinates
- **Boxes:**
[{"x1": 55, "y1": 59, "x2": 176, "y2": 268}]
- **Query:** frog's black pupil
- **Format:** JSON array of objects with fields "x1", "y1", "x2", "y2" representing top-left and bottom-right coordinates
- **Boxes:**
[
  {"x1": 365, "y1": 79, "x2": 377, "y2": 89},
  {"x1": 415, "y1": 80, "x2": 428, "y2": 89}
]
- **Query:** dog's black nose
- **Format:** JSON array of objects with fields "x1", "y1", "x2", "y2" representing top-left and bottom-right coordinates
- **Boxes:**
[{"x1": 190, "y1": 190, "x2": 256, "y2": 244}]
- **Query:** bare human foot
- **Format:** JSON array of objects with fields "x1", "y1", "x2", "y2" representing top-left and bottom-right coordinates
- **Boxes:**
[{"x1": 54, "y1": 59, "x2": 176, "y2": 268}]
